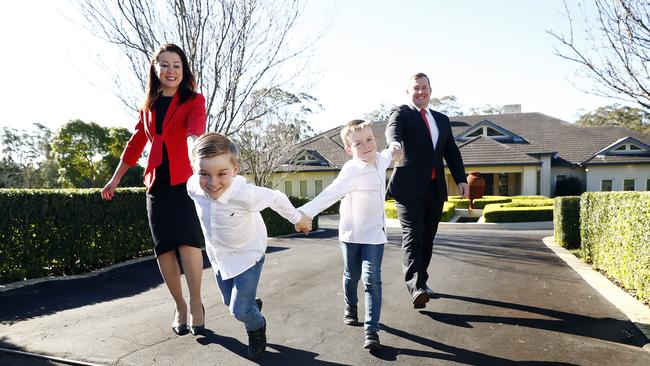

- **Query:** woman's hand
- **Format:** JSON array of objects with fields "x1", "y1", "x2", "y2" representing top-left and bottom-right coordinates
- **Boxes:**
[{"x1": 101, "y1": 178, "x2": 120, "y2": 200}]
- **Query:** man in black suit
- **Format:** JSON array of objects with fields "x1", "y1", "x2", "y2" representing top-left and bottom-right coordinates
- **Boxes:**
[{"x1": 385, "y1": 72, "x2": 468, "y2": 309}]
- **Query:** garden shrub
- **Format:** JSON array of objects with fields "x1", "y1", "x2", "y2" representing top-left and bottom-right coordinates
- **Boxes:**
[
  {"x1": 553, "y1": 196, "x2": 580, "y2": 249},
  {"x1": 580, "y1": 192, "x2": 650, "y2": 303}
]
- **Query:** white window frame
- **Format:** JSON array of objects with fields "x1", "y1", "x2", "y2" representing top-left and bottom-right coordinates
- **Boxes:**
[
  {"x1": 601, "y1": 179, "x2": 613, "y2": 192},
  {"x1": 622, "y1": 178, "x2": 636, "y2": 191}
]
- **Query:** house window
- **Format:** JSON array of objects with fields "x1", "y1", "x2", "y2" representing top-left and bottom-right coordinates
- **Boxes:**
[
  {"x1": 299, "y1": 180, "x2": 307, "y2": 197},
  {"x1": 284, "y1": 181, "x2": 293, "y2": 196},
  {"x1": 623, "y1": 179, "x2": 635, "y2": 191},
  {"x1": 555, "y1": 174, "x2": 567, "y2": 183},
  {"x1": 498, "y1": 173, "x2": 509, "y2": 196},
  {"x1": 486, "y1": 127, "x2": 505, "y2": 137},
  {"x1": 613, "y1": 145, "x2": 627, "y2": 151},
  {"x1": 467, "y1": 128, "x2": 482, "y2": 137},
  {"x1": 315, "y1": 180, "x2": 323, "y2": 195},
  {"x1": 630, "y1": 144, "x2": 642, "y2": 151},
  {"x1": 601, "y1": 179, "x2": 612, "y2": 192},
  {"x1": 646, "y1": 179, "x2": 650, "y2": 191}
]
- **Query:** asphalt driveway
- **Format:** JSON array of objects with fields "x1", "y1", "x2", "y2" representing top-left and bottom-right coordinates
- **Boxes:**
[{"x1": 1, "y1": 220, "x2": 649, "y2": 365}]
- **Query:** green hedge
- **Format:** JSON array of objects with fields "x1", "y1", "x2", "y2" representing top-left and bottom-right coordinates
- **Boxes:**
[
  {"x1": 553, "y1": 196, "x2": 580, "y2": 249},
  {"x1": 580, "y1": 192, "x2": 650, "y2": 302},
  {"x1": 472, "y1": 196, "x2": 512, "y2": 209},
  {"x1": 0, "y1": 188, "x2": 151, "y2": 284},
  {"x1": 509, "y1": 198, "x2": 554, "y2": 207},
  {"x1": 0, "y1": 189, "x2": 316, "y2": 284},
  {"x1": 385, "y1": 200, "x2": 455, "y2": 222},
  {"x1": 482, "y1": 203, "x2": 553, "y2": 222}
]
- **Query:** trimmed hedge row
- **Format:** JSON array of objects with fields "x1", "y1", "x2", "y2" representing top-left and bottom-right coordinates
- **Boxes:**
[
  {"x1": 580, "y1": 192, "x2": 650, "y2": 302},
  {"x1": 482, "y1": 203, "x2": 553, "y2": 222},
  {"x1": 553, "y1": 196, "x2": 581, "y2": 249},
  {"x1": 0, "y1": 188, "x2": 316, "y2": 284},
  {"x1": 384, "y1": 200, "x2": 455, "y2": 222},
  {"x1": 448, "y1": 195, "x2": 513, "y2": 209},
  {"x1": 1, "y1": 188, "x2": 151, "y2": 284}
]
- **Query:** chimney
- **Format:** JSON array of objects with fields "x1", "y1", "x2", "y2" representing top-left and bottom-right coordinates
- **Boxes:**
[{"x1": 502, "y1": 104, "x2": 522, "y2": 114}]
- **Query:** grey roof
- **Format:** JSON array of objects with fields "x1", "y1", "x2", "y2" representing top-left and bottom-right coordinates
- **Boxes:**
[
  {"x1": 457, "y1": 136, "x2": 540, "y2": 166},
  {"x1": 291, "y1": 112, "x2": 650, "y2": 170}
]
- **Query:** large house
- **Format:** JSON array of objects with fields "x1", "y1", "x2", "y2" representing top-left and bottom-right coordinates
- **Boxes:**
[{"x1": 266, "y1": 109, "x2": 650, "y2": 199}]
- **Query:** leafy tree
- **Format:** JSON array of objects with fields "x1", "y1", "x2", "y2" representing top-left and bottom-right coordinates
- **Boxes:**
[
  {"x1": 364, "y1": 102, "x2": 395, "y2": 121},
  {"x1": 51, "y1": 120, "x2": 145, "y2": 188},
  {"x1": 576, "y1": 104, "x2": 650, "y2": 135},
  {"x1": 0, "y1": 123, "x2": 59, "y2": 188},
  {"x1": 430, "y1": 95, "x2": 464, "y2": 116},
  {"x1": 52, "y1": 120, "x2": 110, "y2": 188},
  {"x1": 233, "y1": 88, "x2": 319, "y2": 188},
  {"x1": 467, "y1": 104, "x2": 504, "y2": 116},
  {"x1": 77, "y1": 0, "x2": 322, "y2": 135},
  {"x1": 548, "y1": 0, "x2": 650, "y2": 111}
]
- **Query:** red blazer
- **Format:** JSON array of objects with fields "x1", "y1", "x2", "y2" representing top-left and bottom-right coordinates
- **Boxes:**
[{"x1": 120, "y1": 92, "x2": 206, "y2": 189}]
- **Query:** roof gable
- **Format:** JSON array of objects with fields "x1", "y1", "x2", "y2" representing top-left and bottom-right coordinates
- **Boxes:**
[{"x1": 456, "y1": 119, "x2": 527, "y2": 143}]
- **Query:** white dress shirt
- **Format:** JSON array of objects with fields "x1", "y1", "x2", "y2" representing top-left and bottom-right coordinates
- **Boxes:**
[
  {"x1": 187, "y1": 175, "x2": 302, "y2": 280},
  {"x1": 299, "y1": 149, "x2": 392, "y2": 245}
]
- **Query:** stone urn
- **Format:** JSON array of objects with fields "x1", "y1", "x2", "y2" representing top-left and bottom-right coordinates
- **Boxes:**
[{"x1": 467, "y1": 172, "x2": 485, "y2": 210}]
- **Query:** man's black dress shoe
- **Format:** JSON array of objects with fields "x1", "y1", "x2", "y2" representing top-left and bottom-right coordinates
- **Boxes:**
[{"x1": 412, "y1": 290, "x2": 429, "y2": 309}]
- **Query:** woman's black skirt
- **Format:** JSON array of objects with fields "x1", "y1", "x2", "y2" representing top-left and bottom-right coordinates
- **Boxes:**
[{"x1": 146, "y1": 182, "x2": 204, "y2": 256}]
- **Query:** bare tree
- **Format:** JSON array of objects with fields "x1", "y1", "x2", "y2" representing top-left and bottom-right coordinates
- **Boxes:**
[
  {"x1": 77, "y1": 0, "x2": 320, "y2": 135},
  {"x1": 548, "y1": 0, "x2": 650, "y2": 110},
  {"x1": 233, "y1": 88, "x2": 319, "y2": 188}
]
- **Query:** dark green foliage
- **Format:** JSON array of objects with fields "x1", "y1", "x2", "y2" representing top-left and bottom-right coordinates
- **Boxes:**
[
  {"x1": 482, "y1": 203, "x2": 553, "y2": 222},
  {"x1": 554, "y1": 176, "x2": 585, "y2": 197},
  {"x1": 580, "y1": 192, "x2": 650, "y2": 302},
  {"x1": 553, "y1": 196, "x2": 581, "y2": 249},
  {"x1": 1, "y1": 189, "x2": 310, "y2": 284},
  {"x1": 0, "y1": 188, "x2": 151, "y2": 284}
]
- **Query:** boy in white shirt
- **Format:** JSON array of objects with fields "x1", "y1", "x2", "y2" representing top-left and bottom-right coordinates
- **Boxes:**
[
  {"x1": 187, "y1": 132, "x2": 311, "y2": 359},
  {"x1": 298, "y1": 119, "x2": 400, "y2": 350}
]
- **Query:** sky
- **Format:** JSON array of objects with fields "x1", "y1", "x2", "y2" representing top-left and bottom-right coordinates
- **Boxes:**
[{"x1": 0, "y1": 0, "x2": 621, "y2": 135}]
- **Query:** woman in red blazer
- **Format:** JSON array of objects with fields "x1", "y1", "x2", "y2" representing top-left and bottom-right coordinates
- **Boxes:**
[{"x1": 102, "y1": 44, "x2": 207, "y2": 336}]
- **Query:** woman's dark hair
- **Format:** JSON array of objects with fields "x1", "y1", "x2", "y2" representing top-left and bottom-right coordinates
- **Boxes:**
[{"x1": 142, "y1": 43, "x2": 197, "y2": 111}]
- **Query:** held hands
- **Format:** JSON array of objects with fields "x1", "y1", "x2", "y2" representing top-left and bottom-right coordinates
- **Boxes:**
[
  {"x1": 294, "y1": 214, "x2": 312, "y2": 235},
  {"x1": 389, "y1": 143, "x2": 402, "y2": 162},
  {"x1": 457, "y1": 182, "x2": 469, "y2": 199}
]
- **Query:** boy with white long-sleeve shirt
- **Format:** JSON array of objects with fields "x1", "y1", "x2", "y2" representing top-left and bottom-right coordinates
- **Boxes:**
[
  {"x1": 187, "y1": 132, "x2": 311, "y2": 359},
  {"x1": 298, "y1": 119, "x2": 400, "y2": 350}
]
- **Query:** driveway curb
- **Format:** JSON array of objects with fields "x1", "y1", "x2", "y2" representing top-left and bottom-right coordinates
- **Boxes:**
[{"x1": 541, "y1": 236, "x2": 650, "y2": 352}]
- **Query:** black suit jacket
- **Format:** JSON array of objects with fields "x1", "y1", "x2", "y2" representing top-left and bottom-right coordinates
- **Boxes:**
[{"x1": 385, "y1": 105, "x2": 467, "y2": 201}]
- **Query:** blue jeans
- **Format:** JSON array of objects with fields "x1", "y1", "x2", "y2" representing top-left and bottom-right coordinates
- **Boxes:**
[
  {"x1": 215, "y1": 256, "x2": 265, "y2": 332},
  {"x1": 340, "y1": 242, "x2": 384, "y2": 332}
]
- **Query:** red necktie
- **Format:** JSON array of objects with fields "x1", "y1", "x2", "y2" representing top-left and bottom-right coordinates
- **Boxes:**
[{"x1": 420, "y1": 109, "x2": 436, "y2": 180}]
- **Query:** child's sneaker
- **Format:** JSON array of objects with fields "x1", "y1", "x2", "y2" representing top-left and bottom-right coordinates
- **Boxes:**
[
  {"x1": 363, "y1": 329, "x2": 381, "y2": 350},
  {"x1": 343, "y1": 304, "x2": 359, "y2": 325},
  {"x1": 247, "y1": 317, "x2": 267, "y2": 359}
]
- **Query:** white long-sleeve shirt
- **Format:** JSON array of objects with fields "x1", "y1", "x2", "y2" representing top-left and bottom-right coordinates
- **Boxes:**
[
  {"x1": 299, "y1": 149, "x2": 392, "y2": 245},
  {"x1": 187, "y1": 175, "x2": 302, "y2": 279}
]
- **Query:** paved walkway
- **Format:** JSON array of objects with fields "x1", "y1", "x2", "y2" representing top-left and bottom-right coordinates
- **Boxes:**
[{"x1": 1, "y1": 219, "x2": 649, "y2": 365}]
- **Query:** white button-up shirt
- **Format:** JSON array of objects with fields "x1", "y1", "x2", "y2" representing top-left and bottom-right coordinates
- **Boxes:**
[
  {"x1": 187, "y1": 175, "x2": 302, "y2": 280},
  {"x1": 299, "y1": 149, "x2": 392, "y2": 245}
]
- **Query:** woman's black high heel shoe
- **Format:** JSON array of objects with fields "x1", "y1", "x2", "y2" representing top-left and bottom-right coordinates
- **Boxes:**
[
  {"x1": 172, "y1": 309, "x2": 189, "y2": 335},
  {"x1": 189, "y1": 305, "x2": 205, "y2": 336}
]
